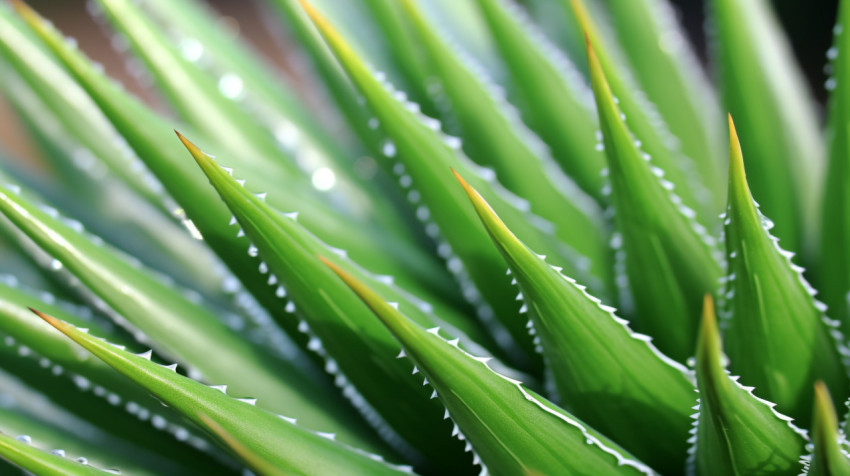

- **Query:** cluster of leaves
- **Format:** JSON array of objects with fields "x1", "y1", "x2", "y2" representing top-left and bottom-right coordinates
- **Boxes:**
[{"x1": 0, "y1": 0, "x2": 847, "y2": 474}]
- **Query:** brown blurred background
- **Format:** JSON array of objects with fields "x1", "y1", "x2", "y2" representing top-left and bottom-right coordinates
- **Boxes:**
[{"x1": 0, "y1": 0, "x2": 840, "y2": 165}]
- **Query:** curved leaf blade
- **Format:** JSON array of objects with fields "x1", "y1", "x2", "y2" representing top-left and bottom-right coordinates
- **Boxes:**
[
  {"x1": 181, "y1": 131, "x2": 485, "y2": 471},
  {"x1": 0, "y1": 432, "x2": 111, "y2": 476},
  {"x1": 301, "y1": 0, "x2": 610, "y2": 371},
  {"x1": 325, "y1": 259, "x2": 656, "y2": 476},
  {"x1": 808, "y1": 382, "x2": 850, "y2": 476},
  {"x1": 820, "y1": 1, "x2": 850, "y2": 335},
  {"x1": 455, "y1": 170, "x2": 693, "y2": 473},
  {"x1": 471, "y1": 0, "x2": 604, "y2": 201},
  {"x1": 0, "y1": 182, "x2": 381, "y2": 452},
  {"x1": 33, "y1": 310, "x2": 412, "y2": 476},
  {"x1": 587, "y1": 39, "x2": 723, "y2": 362},
  {"x1": 401, "y1": 0, "x2": 613, "y2": 292},
  {"x1": 693, "y1": 295, "x2": 808, "y2": 476},
  {"x1": 570, "y1": 0, "x2": 714, "y2": 223},
  {"x1": 710, "y1": 0, "x2": 824, "y2": 254},
  {"x1": 723, "y1": 116, "x2": 849, "y2": 424}
]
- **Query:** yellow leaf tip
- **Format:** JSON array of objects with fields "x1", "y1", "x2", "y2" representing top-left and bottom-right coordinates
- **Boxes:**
[{"x1": 28, "y1": 308, "x2": 66, "y2": 331}]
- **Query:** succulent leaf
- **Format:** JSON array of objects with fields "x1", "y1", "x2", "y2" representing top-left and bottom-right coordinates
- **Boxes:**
[
  {"x1": 599, "y1": 0, "x2": 725, "y2": 203},
  {"x1": 325, "y1": 259, "x2": 656, "y2": 476},
  {"x1": 33, "y1": 309, "x2": 413, "y2": 476},
  {"x1": 0, "y1": 180, "x2": 382, "y2": 452},
  {"x1": 693, "y1": 295, "x2": 808, "y2": 476},
  {"x1": 456, "y1": 170, "x2": 694, "y2": 473},
  {"x1": 723, "y1": 115, "x2": 849, "y2": 424},
  {"x1": 400, "y1": 0, "x2": 613, "y2": 293},
  {"x1": 570, "y1": 0, "x2": 714, "y2": 223},
  {"x1": 808, "y1": 382, "x2": 850, "y2": 476},
  {"x1": 470, "y1": 0, "x2": 605, "y2": 202},
  {"x1": 710, "y1": 0, "x2": 824, "y2": 254},
  {"x1": 181, "y1": 132, "x2": 479, "y2": 471},
  {"x1": 820, "y1": 0, "x2": 850, "y2": 335},
  {"x1": 0, "y1": 431, "x2": 112, "y2": 476},
  {"x1": 300, "y1": 0, "x2": 612, "y2": 371},
  {"x1": 587, "y1": 38, "x2": 723, "y2": 362}
]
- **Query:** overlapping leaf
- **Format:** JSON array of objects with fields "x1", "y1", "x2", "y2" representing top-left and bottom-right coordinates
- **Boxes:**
[
  {"x1": 693, "y1": 295, "x2": 808, "y2": 475},
  {"x1": 820, "y1": 0, "x2": 850, "y2": 334},
  {"x1": 0, "y1": 181, "x2": 383, "y2": 452},
  {"x1": 455, "y1": 171, "x2": 693, "y2": 473},
  {"x1": 401, "y1": 0, "x2": 612, "y2": 292},
  {"x1": 470, "y1": 0, "x2": 605, "y2": 202},
  {"x1": 327, "y1": 259, "x2": 655, "y2": 476},
  {"x1": 587, "y1": 39, "x2": 722, "y2": 362},
  {"x1": 723, "y1": 116, "x2": 849, "y2": 424},
  {"x1": 182, "y1": 131, "x2": 497, "y2": 472},
  {"x1": 302, "y1": 0, "x2": 613, "y2": 372},
  {"x1": 710, "y1": 0, "x2": 823, "y2": 254},
  {"x1": 33, "y1": 310, "x2": 412, "y2": 476},
  {"x1": 571, "y1": 0, "x2": 714, "y2": 223},
  {"x1": 807, "y1": 382, "x2": 850, "y2": 475}
]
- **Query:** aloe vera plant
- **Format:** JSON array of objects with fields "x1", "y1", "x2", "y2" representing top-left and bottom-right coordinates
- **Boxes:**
[{"x1": 0, "y1": 0, "x2": 847, "y2": 473}]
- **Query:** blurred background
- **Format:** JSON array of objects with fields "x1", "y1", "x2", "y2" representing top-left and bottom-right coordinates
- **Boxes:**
[{"x1": 0, "y1": 0, "x2": 840, "y2": 163}]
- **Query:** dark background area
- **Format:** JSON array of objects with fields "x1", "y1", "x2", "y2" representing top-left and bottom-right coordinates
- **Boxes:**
[{"x1": 0, "y1": 0, "x2": 841, "y2": 159}]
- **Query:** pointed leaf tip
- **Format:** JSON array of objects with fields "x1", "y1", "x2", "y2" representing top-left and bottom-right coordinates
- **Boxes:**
[
  {"x1": 28, "y1": 308, "x2": 64, "y2": 331},
  {"x1": 697, "y1": 294, "x2": 723, "y2": 382},
  {"x1": 727, "y1": 114, "x2": 747, "y2": 189}
]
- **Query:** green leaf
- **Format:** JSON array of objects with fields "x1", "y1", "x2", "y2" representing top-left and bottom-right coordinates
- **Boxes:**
[
  {"x1": 15, "y1": 0, "x2": 456, "y2": 350},
  {"x1": 302, "y1": 0, "x2": 612, "y2": 371},
  {"x1": 0, "y1": 402, "x2": 208, "y2": 476},
  {"x1": 0, "y1": 431, "x2": 111, "y2": 476},
  {"x1": 455, "y1": 172, "x2": 693, "y2": 473},
  {"x1": 570, "y1": 0, "x2": 715, "y2": 223},
  {"x1": 587, "y1": 39, "x2": 723, "y2": 362},
  {"x1": 709, "y1": 0, "x2": 823, "y2": 254},
  {"x1": 808, "y1": 382, "x2": 850, "y2": 476},
  {"x1": 723, "y1": 116, "x2": 849, "y2": 425},
  {"x1": 182, "y1": 131, "x2": 488, "y2": 471},
  {"x1": 33, "y1": 310, "x2": 412, "y2": 476},
  {"x1": 361, "y1": 0, "x2": 440, "y2": 118},
  {"x1": 693, "y1": 295, "x2": 808, "y2": 476},
  {"x1": 820, "y1": 1, "x2": 850, "y2": 335},
  {"x1": 325, "y1": 259, "x2": 656, "y2": 476},
  {"x1": 90, "y1": 0, "x2": 301, "y2": 178},
  {"x1": 400, "y1": 0, "x2": 613, "y2": 292},
  {"x1": 0, "y1": 3, "x2": 161, "y2": 208},
  {"x1": 471, "y1": 0, "x2": 605, "y2": 202},
  {"x1": 0, "y1": 182, "x2": 383, "y2": 453},
  {"x1": 599, "y1": 0, "x2": 725, "y2": 205},
  {"x1": 135, "y1": 0, "x2": 404, "y2": 233}
]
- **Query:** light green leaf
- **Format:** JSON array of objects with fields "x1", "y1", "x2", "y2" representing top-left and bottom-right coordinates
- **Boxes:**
[
  {"x1": 456, "y1": 172, "x2": 693, "y2": 473},
  {"x1": 33, "y1": 310, "x2": 412, "y2": 476},
  {"x1": 723, "y1": 116, "x2": 849, "y2": 425},
  {"x1": 302, "y1": 0, "x2": 611, "y2": 372},
  {"x1": 808, "y1": 382, "x2": 850, "y2": 476},
  {"x1": 710, "y1": 0, "x2": 823, "y2": 254},
  {"x1": 599, "y1": 0, "x2": 725, "y2": 204},
  {"x1": 571, "y1": 0, "x2": 714, "y2": 223},
  {"x1": 0, "y1": 181, "x2": 383, "y2": 453},
  {"x1": 693, "y1": 295, "x2": 808, "y2": 476},
  {"x1": 471, "y1": 0, "x2": 605, "y2": 202},
  {"x1": 587, "y1": 39, "x2": 722, "y2": 362},
  {"x1": 0, "y1": 431, "x2": 111, "y2": 476},
  {"x1": 325, "y1": 259, "x2": 656, "y2": 476},
  {"x1": 0, "y1": 3, "x2": 161, "y2": 208},
  {"x1": 182, "y1": 132, "x2": 487, "y2": 471},
  {"x1": 136, "y1": 0, "x2": 400, "y2": 231},
  {"x1": 820, "y1": 0, "x2": 850, "y2": 335},
  {"x1": 15, "y1": 0, "x2": 456, "y2": 347},
  {"x1": 401, "y1": 0, "x2": 613, "y2": 292}
]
